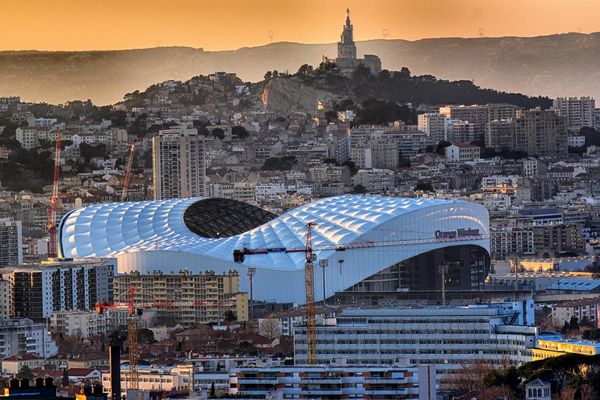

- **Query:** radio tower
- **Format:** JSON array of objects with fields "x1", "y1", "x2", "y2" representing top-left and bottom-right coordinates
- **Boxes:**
[
  {"x1": 47, "y1": 132, "x2": 61, "y2": 258},
  {"x1": 382, "y1": 28, "x2": 389, "y2": 40},
  {"x1": 268, "y1": 30, "x2": 274, "y2": 43}
]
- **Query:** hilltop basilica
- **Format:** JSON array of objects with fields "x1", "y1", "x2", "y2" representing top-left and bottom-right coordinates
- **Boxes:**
[{"x1": 333, "y1": 9, "x2": 382, "y2": 76}]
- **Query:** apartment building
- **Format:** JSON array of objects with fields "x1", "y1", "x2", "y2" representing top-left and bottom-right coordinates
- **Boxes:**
[
  {"x1": 0, "y1": 318, "x2": 57, "y2": 358},
  {"x1": 445, "y1": 143, "x2": 480, "y2": 162},
  {"x1": 418, "y1": 112, "x2": 448, "y2": 143},
  {"x1": 552, "y1": 297, "x2": 600, "y2": 328},
  {"x1": 114, "y1": 270, "x2": 248, "y2": 326},
  {"x1": 553, "y1": 97, "x2": 595, "y2": 131},
  {"x1": 486, "y1": 119, "x2": 516, "y2": 151},
  {"x1": 10, "y1": 260, "x2": 114, "y2": 320},
  {"x1": 152, "y1": 126, "x2": 206, "y2": 199},
  {"x1": 229, "y1": 364, "x2": 436, "y2": 399},
  {"x1": 0, "y1": 218, "x2": 23, "y2": 268}
]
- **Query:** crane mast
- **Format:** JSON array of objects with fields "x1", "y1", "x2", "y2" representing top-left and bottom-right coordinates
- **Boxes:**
[
  {"x1": 304, "y1": 222, "x2": 317, "y2": 364},
  {"x1": 121, "y1": 139, "x2": 136, "y2": 202},
  {"x1": 47, "y1": 132, "x2": 61, "y2": 258},
  {"x1": 233, "y1": 230, "x2": 488, "y2": 365},
  {"x1": 127, "y1": 285, "x2": 139, "y2": 390}
]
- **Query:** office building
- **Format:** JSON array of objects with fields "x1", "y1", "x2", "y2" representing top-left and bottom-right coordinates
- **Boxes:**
[
  {"x1": 114, "y1": 270, "x2": 248, "y2": 326},
  {"x1": 229, "y1": 364, "x2": 436, "y2": 399},
  {"x1": 60, "y1": 195, "x2": 490, "y2": 305},
  {"x1": 294, "y1": 302, "x2": 538, "y2": 384},
  {"x1": 152, "y1": 126, "x2": 206, "y2": 199},
  {"x1": 0, "y1": 218, "x2": 23, "y2": 268},
  {"x1": 11, "y1": 259, "x2": 113, "y2": 320},
  {"x1": 553, "y1": 97, "x2": 595, "y2": 131}
]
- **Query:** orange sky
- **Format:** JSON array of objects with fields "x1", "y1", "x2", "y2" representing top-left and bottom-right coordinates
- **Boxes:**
[{"x1": 1, "y1": 0, "x2": 600, "y2": 51}]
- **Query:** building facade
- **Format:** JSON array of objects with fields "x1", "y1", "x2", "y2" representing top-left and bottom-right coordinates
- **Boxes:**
[
  {"x1": 0, "y1": 218, "x2": 23, "y2": 268},
  {"x1": 0, "y1": 318, "x2": 57, "y2": 358},
  {"x1": 229, "y1": 364, "x2": 436, "y2": 399},
  {"x1": 553, "y1": 97, "x2": 595, "y2": 131},
  {"x1": 10, "y1": 260, "x2": 113, "y2": 320},
  {"x1": 114, "y1": 270, "x2": 248, "y2": 326},
  {"x1": 152, "y1": 126, "x2": 206, "y2": 199},
  {"x1": 294, "y1": 302, "x2": 538, "y2": 384}
]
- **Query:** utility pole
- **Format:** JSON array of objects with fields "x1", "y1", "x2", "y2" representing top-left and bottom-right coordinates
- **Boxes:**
[
  {"x1": 319, "y1": 259, "x2": 329, "y2": 307},
  {"x1": 439, "y1": 263, "x2": 449, "y2": 306},
  {"x1": 247, "y1": 268, "x2": 256, "y2": 320}
]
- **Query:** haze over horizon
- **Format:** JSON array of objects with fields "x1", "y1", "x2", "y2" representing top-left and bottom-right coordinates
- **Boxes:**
[{"x1": 2, "y1": 0, "x2": 600, "y2": 52}]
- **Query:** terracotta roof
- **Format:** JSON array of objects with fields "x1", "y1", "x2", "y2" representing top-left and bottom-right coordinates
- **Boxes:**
[{"x1": 3, "y1": 353, "x2": 43, "y2": 361}]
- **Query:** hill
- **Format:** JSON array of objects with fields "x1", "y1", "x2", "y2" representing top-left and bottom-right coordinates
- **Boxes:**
[{"x1": 1, "y1": 32, "x2": 600, "y2": 104}]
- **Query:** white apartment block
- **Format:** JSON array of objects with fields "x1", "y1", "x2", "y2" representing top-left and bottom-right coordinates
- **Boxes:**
[
  {"x1": 553, "y1": 97, "x2": 595, "y2": 131},
  {"x1": 229, "y1": 364, "x2": 436, "y2": 399},
  {"x1": 294, "y1": 302, "x2": 538, "y2": 384},
  {"x1": 0, "y1": 319, "x2": 58, "y2": 359},
  {"x1": 152, "y1": 126, "x2": 206, "y2": 199},
  {"x1": 445, "y1": 144, "x2": 480, "y2": 162},
  {"x1": 50, "y1": 310, "x2": 118, "y2": 338}
]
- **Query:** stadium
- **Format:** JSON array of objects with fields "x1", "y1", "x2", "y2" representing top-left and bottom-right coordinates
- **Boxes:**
[{"x1": 59, "y1": 195, "x2": 490, "y2": 304}]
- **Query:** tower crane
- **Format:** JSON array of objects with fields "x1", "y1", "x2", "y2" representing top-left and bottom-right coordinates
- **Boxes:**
[
  {"x1": 47, "y1": 132, "x2": 61, "y2": 258},
  {"x1": 233, "y1": 226, "x2": 486, "y2": 364},
  {"x1": 121, "y1": 139, "x2": 136, "y2": 202},
  {"x1": 96, "y1": 287, "x2": 231, "y2": 390},
  {"x1": 97, "y1": 286, "x2": 142, "y2": 390}
]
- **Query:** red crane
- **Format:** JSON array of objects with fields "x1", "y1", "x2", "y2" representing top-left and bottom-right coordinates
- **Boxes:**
[
  {"x1": 47, "y1": 132, "x2": 61, "y2": 258},
  {"x1": 121, "y1": 139, "x2": 136, "y2": 202},
  {"x1": 96, "y1": 286, "x2": 230, "y2": 390}
]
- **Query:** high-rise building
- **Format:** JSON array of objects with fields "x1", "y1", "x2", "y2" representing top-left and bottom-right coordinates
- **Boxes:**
[
  {"x1": 0, "y1": 218, "x2": 23, "y2": 268},
  {"x1": 10, "y1": 260, "x2": 114, "y2": 320},
  {"x1": 418, "y1": 113, "x2": 448, "y2": 143},
  {"x1": 294, "y1": 302, "x2": 538, "y2": 384},
  {"x1": 553, "y1": 97, "x2": 595, "y2": 131},
  {"x1": 486, "y1": 119, "x2": 516, "y2": 151},
  {"x1": 113, "y1": 270, "x2": 248, "y2": 326},
  {"x1": 152, "y1": 126, "x2": 206, "y2": 200},
  {"x1": 516, "y1": 109, "x2": 568, "y2": 158},
  {"x1": 440, "y1": 105, "x2": 489, "y2": 142}
]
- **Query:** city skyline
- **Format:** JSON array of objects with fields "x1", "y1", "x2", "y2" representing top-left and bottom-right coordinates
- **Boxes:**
[{"x1": 1, "y1": 0, "x2": 600, "y2": 51}]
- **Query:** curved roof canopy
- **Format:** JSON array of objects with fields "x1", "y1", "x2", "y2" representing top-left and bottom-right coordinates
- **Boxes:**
[{"x1": 60, "y1": 195, "x2": 489, "y2": 272}]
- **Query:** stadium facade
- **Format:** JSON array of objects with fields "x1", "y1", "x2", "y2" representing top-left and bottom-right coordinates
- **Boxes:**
[{"x1": 59, "y1": 195, "x2": 490, "y2": 304}]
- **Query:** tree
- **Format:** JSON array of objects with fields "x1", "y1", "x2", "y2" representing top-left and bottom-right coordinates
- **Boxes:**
[
  {"x1": 138, "y1": 328, "x2": 156, "y2": 345},
  {"x1": 210, "y1": 381, "x2": 216, "y2": 397},
  {"x1": 264, "y1": 71, "x2": 272, "y2": 80},
  {"x1": 16, "y1": 365, "x2": 33, "y2": 380},
  {"x1": 210, "y1": 128, "x2": 225, "y2": 140},
  {"x1": 261, "y1": 156, "x2": 297, "y2": 171},
  {"x1": 231, "y1": 126, "x2": 249, "y2": 139},
  {"x1": 259, "y1": 318, "x2": 282, "y2": 339},
  {"x1": 352, "y1": 184, "x2": 367, "y2": 194},
  {"x1": 415, "y1": 181, "x2": 433, "y2": 192},
  {"x1": 224, "y1": 310, "x2": 236, "y2": 323},
  {"x1": 342, "y1": 160, "x2": 358, "y2": 175},
  {"x1": 435, "y1": 140, "x2": 452, "y2": 156}
]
